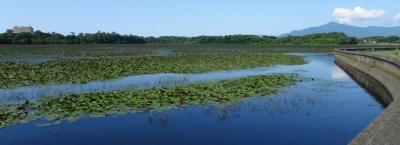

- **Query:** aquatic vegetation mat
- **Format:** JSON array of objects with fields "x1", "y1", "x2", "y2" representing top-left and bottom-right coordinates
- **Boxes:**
[
  {"x1": 0, "y1": 74, "x2": 296, "y2": 128},
  {"x1": 0, "y1": 53, "x2": 305, "y2": 88},
  {"x1": 0, "y1": 44, "x2": 336, "y2": 56}
]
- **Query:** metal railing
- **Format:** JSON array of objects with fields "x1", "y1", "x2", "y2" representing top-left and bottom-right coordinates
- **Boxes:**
[{"x1": 341, "y1": 47, "x2": 400, "y2": 52}]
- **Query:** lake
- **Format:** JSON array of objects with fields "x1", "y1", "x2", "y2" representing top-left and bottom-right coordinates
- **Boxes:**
[{"x1": 0, "y1": 54, "x2": 384, "y2": 145}]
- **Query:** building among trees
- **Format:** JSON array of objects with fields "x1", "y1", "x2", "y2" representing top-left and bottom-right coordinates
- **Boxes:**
[{"x1": 12, "y1": 26, "x2": 34, "y2": 33}]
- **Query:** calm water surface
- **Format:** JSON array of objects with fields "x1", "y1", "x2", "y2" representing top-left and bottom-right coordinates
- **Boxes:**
[{"x1": 0, "y1": 54, "x2": 384, "y2": 145}]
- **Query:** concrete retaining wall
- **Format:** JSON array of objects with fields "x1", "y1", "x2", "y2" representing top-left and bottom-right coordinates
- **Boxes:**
[{"x1": 335, "y1": 49, "x2": 400, "y2": 145}]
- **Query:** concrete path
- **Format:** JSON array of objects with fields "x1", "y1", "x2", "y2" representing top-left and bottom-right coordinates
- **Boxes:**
[{"x1": 335, "y1": 50, "x2": 400, "y2": 145}]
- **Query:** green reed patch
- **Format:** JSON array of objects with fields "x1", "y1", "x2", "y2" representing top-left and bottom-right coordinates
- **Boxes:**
[
  {"x1": 0, "y1": 74, "x2": 296, "y2": 128},
  {"x1": 0, "y1": 53, "x2": 305, "y2": 88}
]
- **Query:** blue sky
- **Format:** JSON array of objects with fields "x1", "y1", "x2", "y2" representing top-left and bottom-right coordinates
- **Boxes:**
[{"x1": 1, "y1": 0, "x2": 400, "y2": 36}]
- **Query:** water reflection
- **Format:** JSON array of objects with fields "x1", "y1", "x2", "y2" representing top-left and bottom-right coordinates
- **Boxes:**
[
  {"x1": 331, "y1": 65, "x2": 349, "y2": 80},
  {"x1": 0, "y1": 68, "x2": 288, "y2": 104},
  {"x1": 0, "y1": 54, "x2": 385, "y2": 145},
  {"x1": 154, "y1": 49, "x2": 175, "y2": 56},
  {"x1": 0, "y1": 54, "x2": 355, "y2": 104},
  {"x1": 336, "y1": 60, "x2": 393, "y2": 107}
]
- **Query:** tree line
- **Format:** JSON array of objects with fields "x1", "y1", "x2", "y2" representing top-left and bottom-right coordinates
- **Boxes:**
[
  {"x1": 360, "y1": 36, "x2": 400, "y2": 44},
  {"x1": 145, "y1": 33, "x2": 358, "y2": 45},
  {"x1": 0, "y1": 30, "x2": 358, "y2": 45},
  {"x1": 0, "y1": 30, "x2": 146, "y2": 44}
]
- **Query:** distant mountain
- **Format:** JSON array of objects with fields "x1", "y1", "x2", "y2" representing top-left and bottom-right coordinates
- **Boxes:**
[{"x1": 281, "y1": 22, "x2": 400, "y2": 38}]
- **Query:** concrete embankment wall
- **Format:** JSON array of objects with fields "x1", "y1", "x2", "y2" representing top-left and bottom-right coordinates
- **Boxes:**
[{"x1": 335, "y1": 50, "x2": 400, "y2": 145}]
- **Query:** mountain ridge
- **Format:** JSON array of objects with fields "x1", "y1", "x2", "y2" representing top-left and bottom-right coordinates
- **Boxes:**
[{"x1": 281, "y1": 22, "x2": 400, "y2": 38}]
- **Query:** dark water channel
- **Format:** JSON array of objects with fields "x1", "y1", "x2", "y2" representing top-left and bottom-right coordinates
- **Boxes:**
[{"x1": 0, "y1": 54, "x2": 385, "y2": 145}]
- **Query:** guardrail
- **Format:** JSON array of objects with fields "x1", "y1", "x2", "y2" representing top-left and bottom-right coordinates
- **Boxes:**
[
  {"x1": 335, "y1": 48, "x2": 400, "y2": 145},
  {"x1": 336, "y1": 47, "x2": 400, "y2": 68},
  {"x1": 341, "y1": 47, "x2": 400, "y2": 51}
]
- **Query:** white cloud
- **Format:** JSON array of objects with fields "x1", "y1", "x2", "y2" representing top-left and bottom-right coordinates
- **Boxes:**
[
  {"x1": 394, "y1": 12, "x2": 400, "y2": 21},
  {"x1": 331, "y1": 66, "x2": 348, "y2": 80},
  {"x1": 332, "y1": 6, "x2": 386, "y2": 24}
]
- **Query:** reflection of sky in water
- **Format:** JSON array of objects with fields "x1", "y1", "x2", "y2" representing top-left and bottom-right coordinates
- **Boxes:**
[
  {"x1": 154, "y1": 49, "x2": 175, "y2": 56},
  {"x1": 0, "y1": 54, "x2": 353, "y2": 104},
  {"x1": 0, "y1": 54, "x2": 384, "y2": 145},
  {"x1": 331, "y1": 65, "x2": 350, "y2": 80}
]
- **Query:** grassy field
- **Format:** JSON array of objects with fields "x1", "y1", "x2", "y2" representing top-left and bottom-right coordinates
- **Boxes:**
[{"x1": 368, "y1": 50, "x2": 400, "y2": 60}]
